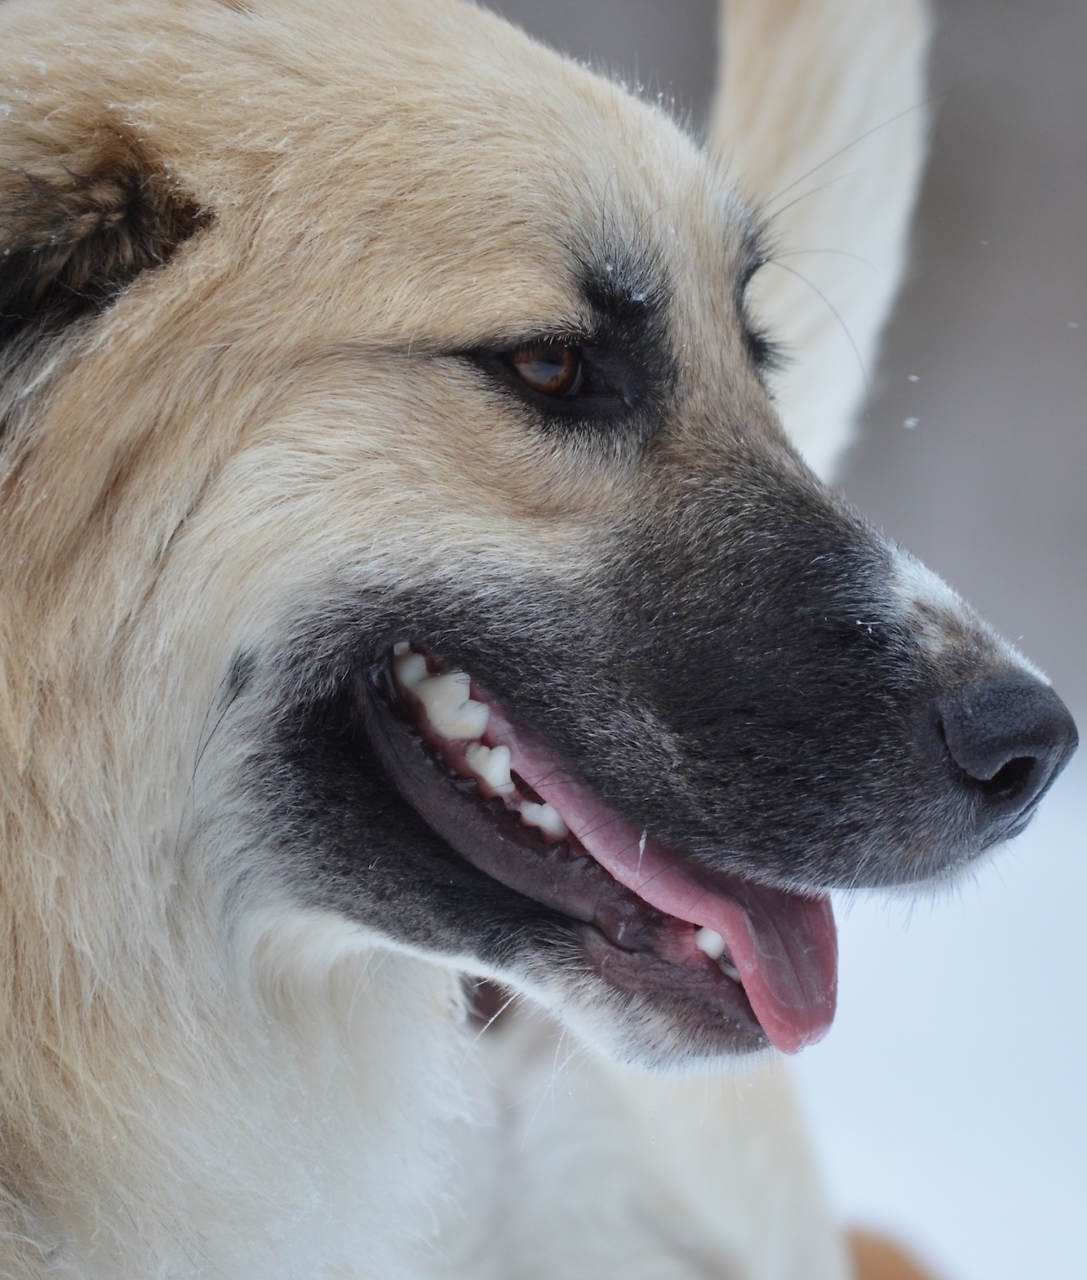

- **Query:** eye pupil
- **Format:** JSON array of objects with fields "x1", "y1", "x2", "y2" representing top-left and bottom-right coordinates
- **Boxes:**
[{"x1": 508, "y1": 342, "x2": 583, "y2": 397}]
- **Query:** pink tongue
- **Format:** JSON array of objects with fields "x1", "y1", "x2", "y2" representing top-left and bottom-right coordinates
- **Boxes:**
[{"x1": 486, "y1": 710, "x2": 838, "y2": 1054}]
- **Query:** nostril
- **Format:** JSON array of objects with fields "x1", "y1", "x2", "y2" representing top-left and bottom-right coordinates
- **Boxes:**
[
  {"x1": 935, "y1": 675, "x2": 1078, "y2": 826},
  {"x1": 978, "y1": 755, "x2": 1036, "y2": 800}
]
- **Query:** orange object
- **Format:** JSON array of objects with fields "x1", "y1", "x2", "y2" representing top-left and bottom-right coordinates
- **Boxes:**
[{"x1": 848, "y1": 1229, "x2": 944, "y2": 1280}]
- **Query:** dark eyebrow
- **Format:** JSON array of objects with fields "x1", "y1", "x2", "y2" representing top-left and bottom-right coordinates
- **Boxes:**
[{"x1": 574, "y1": 241, "x2": 669, "y2": 339}]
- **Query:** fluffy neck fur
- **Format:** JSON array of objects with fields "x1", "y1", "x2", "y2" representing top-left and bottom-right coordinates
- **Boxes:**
[{"x1": 0, "y1": 914, "x2": 491, "y2": 1279}]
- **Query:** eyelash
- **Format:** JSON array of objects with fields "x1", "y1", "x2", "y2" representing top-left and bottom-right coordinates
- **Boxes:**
[
  {"x1": 738, "y1": 258, "x2": 783, "y2": 373},
  {"x1": 743, "y1": 322, "x2": 783, "y2": 373}
]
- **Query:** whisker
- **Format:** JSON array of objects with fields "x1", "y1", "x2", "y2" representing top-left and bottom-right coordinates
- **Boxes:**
[
  {"x1": 761, "y1": 172, "x2": 852, "y2": 224},
  {"x1": 763, "y1": 259, "x2": 870, "y2": 397},
  {"x1": 763, "y1": 92, "x2": 946, "y2": 211},
  {"x1": 771, "y1": 247, "x2": 875, "y2": 269}
]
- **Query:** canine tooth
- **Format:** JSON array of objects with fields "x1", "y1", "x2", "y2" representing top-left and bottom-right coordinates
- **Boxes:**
[
  {"x1": 465, "y1": 743, "x2": 515, "y2": 795},
  {"x1": 392, "y1": 641, "x2": 411, "y2": 656},
  {"x1": 393, "y1": 651, "x2": 428, "y2": 691},
  {"x1": 436, "y1": 698, "x2": 489, "y2": 740},
  {"x1": 694, "y1": 929, "x2": 742, "y2": 982},
  {"x1": 694, "y1": 927, "x2": 728, "y2": 961},
  {"x1": 519, "y1": 801, "x2": 569, "y2": 840},
  {"x1": 419, "y1": 670, "x2": 470, "y2": 706},
  {"x1": 414, "y1": 670, "x2": 468, "y2": 719},
  {"x1": 416, "y1": 672, "x2": 489, "y2": 739}
]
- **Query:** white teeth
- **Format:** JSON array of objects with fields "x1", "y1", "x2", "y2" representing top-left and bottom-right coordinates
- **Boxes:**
[
  {"x1": 519, "y1": 801, "x2": 569, "y2": 840},
  {"x1": 695, "y1": 928, "x2": 741, "y2": 982},
  {"x1": 413, "y1": 671, "x2": 490, "y2": 740},
  {"x1": 390, "y1": 651, "x2": 565, "y2": 838},
  {"x1": 393, "y1": 650, "x2": 429, "y2": 691},
  {"x1": 464, "y1": 743, "x2": 516, "y2": 795},
  {"x1": 694, "y1": 927, "x2": 728, "y2": 961}
]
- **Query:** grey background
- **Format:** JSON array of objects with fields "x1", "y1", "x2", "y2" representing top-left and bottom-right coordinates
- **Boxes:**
[{"x1": 484, "y1": 2, "x2": 1086, "y2": 1277}]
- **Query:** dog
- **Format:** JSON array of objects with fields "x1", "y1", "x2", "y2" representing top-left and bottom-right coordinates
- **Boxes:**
[{"x1": 0, "y1": 0, "x2": 1077, "y2": 1276}]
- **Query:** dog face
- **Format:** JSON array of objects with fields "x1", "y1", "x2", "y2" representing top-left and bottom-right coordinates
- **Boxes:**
[{"x1": 0, "y1": 0, "x2": 1076, "y2": 1069}]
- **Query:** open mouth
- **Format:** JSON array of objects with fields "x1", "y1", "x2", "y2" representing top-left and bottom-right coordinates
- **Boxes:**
[{"x1": 358, "y1": 644, "x2": 838, "y2": 1055}]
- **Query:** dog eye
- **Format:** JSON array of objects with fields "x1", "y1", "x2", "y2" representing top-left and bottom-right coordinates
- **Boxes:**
[{"x1": 507, "y1": 342, "x2": 584, "y2": 397}]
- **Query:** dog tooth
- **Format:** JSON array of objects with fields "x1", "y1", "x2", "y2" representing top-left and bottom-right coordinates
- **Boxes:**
[
  {"x1": 694, "y1": 927, "x2": 728, "y2": 961},
  {"x1": 694, "y1": 929, "x2": 742, "y2": 982},
  {"x1": 393, "y1": 651, "x2": 429, "y2": 692},
  {"x1": 416, "y1": 672, "x2": 489, "y2": 740},
  {"x1": 392, "y1": 641, "x2": 411, "y2": 656},
  {"x1": 465, "y1": 743, "x2": 515, "y2": 795},
  {"x1": 433, "y1": 697, "x2": 489, "y2": 740},
  {"x1": 519, "y1": 801, "x2": 569, "y2": 840},
  {"x1": 414, "y1": 670, "x2": 469, "y2": 718}
]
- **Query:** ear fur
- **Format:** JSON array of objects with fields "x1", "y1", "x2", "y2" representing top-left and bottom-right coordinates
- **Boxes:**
[
  {"x1": 710, "y1": 0, "x2": 931, "y2": 480},
  {"x1": 0, "y1": 127, "x2": 210, "y2": 436},
  {"x1": 0, "y1": 128, "x2": 210, "y2": 344}
]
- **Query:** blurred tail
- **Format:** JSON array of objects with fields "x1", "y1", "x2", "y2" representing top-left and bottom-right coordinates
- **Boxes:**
[{"x1": 849, "y1": 1228, "x2": 947, "y2": 1280}]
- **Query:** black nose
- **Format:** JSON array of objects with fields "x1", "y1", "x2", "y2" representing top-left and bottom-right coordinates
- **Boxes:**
[{"x1": 936, "y1": 675, "x2": 1078, "y2": 838}]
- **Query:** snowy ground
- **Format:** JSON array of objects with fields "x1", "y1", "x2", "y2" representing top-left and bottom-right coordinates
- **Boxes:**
[{"x1": 791, "y1": 749, "x2": 1087, "y2": 1280}]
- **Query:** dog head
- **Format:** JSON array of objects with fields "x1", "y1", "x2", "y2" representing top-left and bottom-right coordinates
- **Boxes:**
[{"x1": 0, "y1": 0, "x2": 1076, "y2": 1070}]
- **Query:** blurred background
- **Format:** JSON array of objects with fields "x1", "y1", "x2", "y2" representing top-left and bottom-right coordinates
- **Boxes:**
[{"x1": 485, "y1": 3, "x2": 1086, "y2": 1277}]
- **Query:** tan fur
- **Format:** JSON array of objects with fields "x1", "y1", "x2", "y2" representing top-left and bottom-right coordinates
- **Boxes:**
[{"x1": 0, "y1": 0, "x2": 929, "y2": 1275}]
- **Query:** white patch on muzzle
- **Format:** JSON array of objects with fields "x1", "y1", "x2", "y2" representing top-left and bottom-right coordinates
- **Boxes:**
[{"x1": 888, "y1": 547, "x2": 1048, "y2": 682}]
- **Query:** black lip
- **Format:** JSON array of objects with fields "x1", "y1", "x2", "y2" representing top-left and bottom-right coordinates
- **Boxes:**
[{"x1": 356, "y1": 655, "x2": 767, "y2": 1047}]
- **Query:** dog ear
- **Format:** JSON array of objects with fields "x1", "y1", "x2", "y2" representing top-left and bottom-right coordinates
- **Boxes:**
[
  {"x1": 709, "y1": 0, "x2": 931, "y2": 480},
  {"x1": 0, "y1": 127, "x2": 211, "y2": 349},
  {"x1": 0, "y1": 127, "x2": 210, "y2": 439}
]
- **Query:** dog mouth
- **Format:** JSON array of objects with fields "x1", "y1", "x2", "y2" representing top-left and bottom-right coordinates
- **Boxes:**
[{"x1": 357, "y1": 644, "x2": 838, "y2": 1055}]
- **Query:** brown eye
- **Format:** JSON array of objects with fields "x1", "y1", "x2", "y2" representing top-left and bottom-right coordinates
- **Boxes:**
[{"x1": 507, "y1": 342, "x2": 584, "y2": 397}]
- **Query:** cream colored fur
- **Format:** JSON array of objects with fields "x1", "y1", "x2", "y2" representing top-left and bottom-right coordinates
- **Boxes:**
[
  {"x1": 0, "y1": 0, "x2": 928, "y2": 1275},
  {"x1": 713, "y1": 0, "x2": 930, "y2": 479}
]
